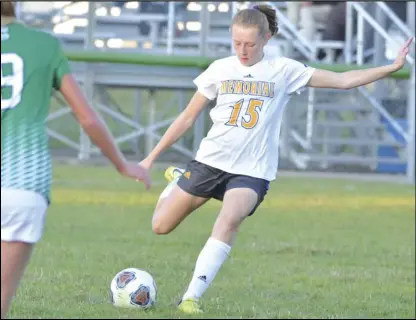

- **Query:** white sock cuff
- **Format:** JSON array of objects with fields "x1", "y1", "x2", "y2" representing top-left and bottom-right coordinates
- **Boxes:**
[
  {"x1": 159, "y1": 177, "x2": 180, "y2": 199},
  {"x1": 207, "y1": 237, "x2": 232, "y2": 255}
]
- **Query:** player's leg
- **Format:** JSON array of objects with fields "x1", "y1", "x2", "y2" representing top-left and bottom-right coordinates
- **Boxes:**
[
  {"x1": 1, "y1": 242, "x2": 34, "y2": 319},
  {"x1": 178, "y1": 188, "x2": 258, "y2": 314},
  {"x1": 152, "y1": 185, "x2": 209, "y2": 235},
  {"x1": 178, "y1": 176, "x2": 269, "y2": 314},
  {"x1": 152, "y1": 162, "x2": 216, "y2": 235},
  {"x1": 155, "y1": 166, "x2": 186, "y2": 212},
  {"x1": 1, "y1": 188, "x2": 48, "y2": 319}
]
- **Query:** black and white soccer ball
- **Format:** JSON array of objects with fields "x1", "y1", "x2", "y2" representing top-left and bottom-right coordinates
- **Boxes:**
[{"x1": 110, "y1": 268, "x2": 157, "y2": 309}]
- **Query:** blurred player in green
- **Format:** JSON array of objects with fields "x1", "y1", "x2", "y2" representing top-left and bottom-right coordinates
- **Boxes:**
[{"x1": 1, "y1": 2, "x2": 151, "y2": 318}]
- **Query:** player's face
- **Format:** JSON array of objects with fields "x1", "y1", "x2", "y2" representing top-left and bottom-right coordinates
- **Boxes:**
[{"x1": 232, "y1": 25, "x2": 269, "y2": 66}]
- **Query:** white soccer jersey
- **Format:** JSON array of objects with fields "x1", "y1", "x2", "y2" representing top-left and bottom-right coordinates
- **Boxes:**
[{"x1": 193, "y1": 52, "x2": 315, "y2": 181}]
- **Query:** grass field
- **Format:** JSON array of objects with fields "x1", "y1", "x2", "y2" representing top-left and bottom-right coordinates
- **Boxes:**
[{"x1": 8, "y1": 164, "x2": 415, "y2": 319}]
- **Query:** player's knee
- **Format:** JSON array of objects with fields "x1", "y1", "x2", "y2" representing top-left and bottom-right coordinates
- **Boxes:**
[{"x1": 151, "y1": 217, "x2": 172, "y2": 235}]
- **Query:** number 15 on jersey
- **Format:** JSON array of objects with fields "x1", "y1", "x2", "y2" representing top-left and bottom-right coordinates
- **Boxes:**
[{"x1": 225, "y1": 98, "x2": 264, "y2": 129}]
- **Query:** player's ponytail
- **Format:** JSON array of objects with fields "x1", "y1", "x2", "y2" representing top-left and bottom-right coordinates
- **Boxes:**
[
  {"x1": 253, "y1": 5, "x2": 278, "y2": 36},
  {"x1": 231, "y1": 4, "x2": 278, "y2": 37},
  {"x1": 1, "y1": 1, "x2": 16, "y2": 18}
]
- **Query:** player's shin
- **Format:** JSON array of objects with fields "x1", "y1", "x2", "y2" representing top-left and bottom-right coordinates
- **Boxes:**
[{"x1": 1, "y1": 241, "x2": 34, "y2": 319}]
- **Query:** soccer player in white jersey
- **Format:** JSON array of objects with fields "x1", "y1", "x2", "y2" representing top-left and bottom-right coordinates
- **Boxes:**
[
  {"x1": 1, "y1": 2, "x2": 151, "y2": 318},
  {"x1": 140, "y1": 5, "x2": 413, "y2": 314}
]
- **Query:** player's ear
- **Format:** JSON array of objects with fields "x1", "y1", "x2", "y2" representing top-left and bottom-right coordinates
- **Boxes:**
[{"x1": 263, "y1": 32, "x2": 272, "y2": 41}]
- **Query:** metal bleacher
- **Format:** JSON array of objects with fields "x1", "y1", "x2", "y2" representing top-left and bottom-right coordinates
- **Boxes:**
[
  {"x1": 19, "y1": 2, "x2": 236, "y2": 56},
  {"x1": 19, "y1": 1, "x2": 320, "y2": 59}
]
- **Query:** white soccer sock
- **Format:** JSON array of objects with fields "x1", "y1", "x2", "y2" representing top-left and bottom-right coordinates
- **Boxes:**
[
  {"x1": 182, "y1": 237, "x2": 231, "y2": 301},
  {"x1": 159, "y1": 176, "x2": 180, "y2": 200}
]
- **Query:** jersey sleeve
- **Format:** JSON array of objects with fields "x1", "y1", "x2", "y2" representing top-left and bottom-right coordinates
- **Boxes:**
[
  {"x1": 284, "y1": 58, "x2": 315, "y2": 95},
  {"x1": 193, "y1": 61, "x2": 219, "y2": 100},
  {"x1": 52, "y1": 40, "x2": 72, "y2": 90}
]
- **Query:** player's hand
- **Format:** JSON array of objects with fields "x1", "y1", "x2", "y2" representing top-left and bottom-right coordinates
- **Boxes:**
[
  {"x1": 119, "y1": 162, "x2": 151, "y2": 190},
  {"x1": 139, "y1": 157, "x2": 154, "y2": 171},
  {"x1": 393, "y1": 37, "x2": 414, "y2": 71}
]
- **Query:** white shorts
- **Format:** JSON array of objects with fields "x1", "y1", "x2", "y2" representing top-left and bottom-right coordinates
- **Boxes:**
[{"x1": 1, "y1": 188, "x2": 48, "y2": 244}]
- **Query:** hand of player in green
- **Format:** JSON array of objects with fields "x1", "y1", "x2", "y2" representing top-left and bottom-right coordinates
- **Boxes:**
[{"x1": 119, "y1": 162, "x2": 151, "y2": 190}]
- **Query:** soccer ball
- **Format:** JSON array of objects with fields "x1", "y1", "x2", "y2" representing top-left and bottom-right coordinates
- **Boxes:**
[{"x1": 110, "y1": 268, "x2": 157, "y2": 309}]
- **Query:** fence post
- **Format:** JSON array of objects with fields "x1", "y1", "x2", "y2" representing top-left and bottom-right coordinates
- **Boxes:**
[{"x1": 407, "y1": 66, "x2": 415, "y2": 184}]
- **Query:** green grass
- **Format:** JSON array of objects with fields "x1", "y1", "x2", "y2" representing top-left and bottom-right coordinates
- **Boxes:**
[{"x1": 8, "y1": 164, "x2": 415, "y2": 319}]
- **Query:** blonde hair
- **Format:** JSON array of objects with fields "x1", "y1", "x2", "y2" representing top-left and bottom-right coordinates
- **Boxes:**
[
  {"x1": 232, "y1": 5, "x2": 278, "y2": 36},
  {"x1": 1, "y1": 1, "x2": 16, "y2": 18}
]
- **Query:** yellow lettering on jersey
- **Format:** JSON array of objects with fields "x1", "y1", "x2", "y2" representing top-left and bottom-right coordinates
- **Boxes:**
[
  {"x1": 269, "y1": 82, "x2": 275, "y2": 98},
  {"x1": 227, "y1": 80, "x2": 234, "y2": 93},
  {"x1": 257, "y1": 81, "x2": 264, "y2": 96},
  {"x1": 235, "y1": 81, "x2": 243, "y2": 94},
  {"x1": 250, "y1": 81, "x2": 257, "y2": 96},
  {"x1": 262, "y1": 82, "x2": 269, "y2": 97},
  {"x1": 226, "y1": 98, "x2": 264, "y2": 129},
  {"x1": 242, "y1": 99, "x2": 264, "y2": 129},
  {"x1": 225, "y1": 99, "x2": 244, "y2": 127},
  {"x1": 219, "y1": 80, "x2": 274, "y2": 98},
  {"x1": 220, "y1": 81, "x2": 227, "y2": 94},
  {"x1": 243, "y1": 81, "x2": 251, "y2": 95}
]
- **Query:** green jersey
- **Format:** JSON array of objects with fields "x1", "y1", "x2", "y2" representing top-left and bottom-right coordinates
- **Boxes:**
[{"x1": 1, "y1": 22, "x2": 71, "y2": 202}]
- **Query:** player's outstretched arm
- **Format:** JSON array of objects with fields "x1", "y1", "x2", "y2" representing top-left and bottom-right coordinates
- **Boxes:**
[
  {"x1": 307, "y1": 37, "x2": 414, "y2": 90},
  {"x1": 140, "y1": 91, "x2": 210, "y2": 169},
  {"x1": 59, "y1": 74, "x2": 151, "y2": 189}
]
